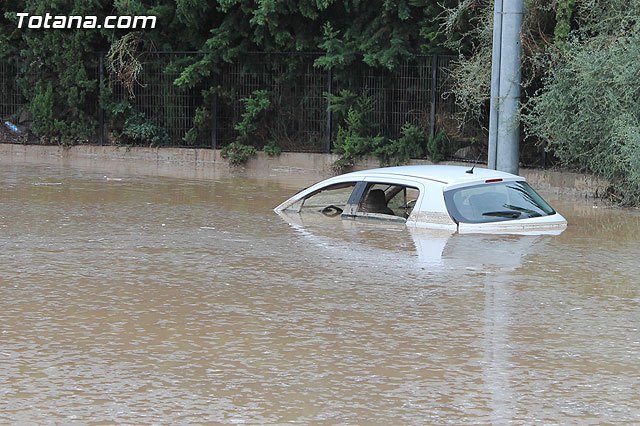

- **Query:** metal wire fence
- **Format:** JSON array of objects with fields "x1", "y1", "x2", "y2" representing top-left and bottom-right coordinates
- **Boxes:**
[
  {"x1": 0, "y1": 59, "x2": 22, "y2": 121},
  {"x1": 217, "y1": 52, "x2": 330, "y2": 152},
  {"x1": 1, "y1": 51, "x2": 487, "y2": 157}
]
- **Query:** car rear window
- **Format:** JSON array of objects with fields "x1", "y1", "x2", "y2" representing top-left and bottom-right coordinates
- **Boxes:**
[{"x1": 444, "y1": 181, "x2": 556, "y2": 224}]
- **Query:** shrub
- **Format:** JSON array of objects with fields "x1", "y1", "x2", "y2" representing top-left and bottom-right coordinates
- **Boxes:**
[
  {"x1": 235, "y1": 89, "x2": 271, "y2": 143},
  {"x1": 331, "y1": 91, "x2": 386, "y2": 170},
  {"x1": 263, "y1": 142, "x2": 282, "y2": 157},
  {"x1": 102, "y1": 96, "x2": 169, "y2": 146},
  {"x1": 121, "y1": 112, "x2": 170, "y2": 146},
  {"x1": 182, "y1": 107, "x2": 208, "y2": 146},
  {"x1": 220, "y1": 141, "x2": 257, "y2": 166},
  {"x1": 217, "y1": 90, "x2": 269, "y2": 165},
  {"x1": 334, "y1": 107, "x2": 386, "y2": 165},
  {"x1": 525, "y1": 31, "x2": 640, "y2": 205},
  {"x1": 426, "y1": 129, "x2": 449, "y2": 163},
  {"x1": 29, "y1": 82, "x2": 55, "y2": 138},
  {"x1": 375, "y1": 124, "x2": 426, "y2": 166},
  {"x1": 182, "y1": 127, "x2": 197, "y2": 145},
  {"x1": 331, "y1": 93, "x2": 431, "y2": 169}
]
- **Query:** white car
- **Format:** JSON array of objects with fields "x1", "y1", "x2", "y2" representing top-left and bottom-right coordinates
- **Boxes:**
[{"x1": 274, "y1": 165, "x2": 567, "y2": 234}]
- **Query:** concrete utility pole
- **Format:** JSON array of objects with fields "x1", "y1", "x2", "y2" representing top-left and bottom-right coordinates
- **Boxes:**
[{"x1": 487, "y1": 0, "x2": 524, "y2": 175}]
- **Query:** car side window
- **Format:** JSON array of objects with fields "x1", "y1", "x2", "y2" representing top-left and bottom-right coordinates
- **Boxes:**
[
  {"x1": 387, "y1": 186, "x2": 420, "y2": 217},
  {"x1": 355, "y1": 183, "x2": 420, "y2": 219},
  {"x1": 294, "y1": 182, "x2": 358, "y2": 214}
]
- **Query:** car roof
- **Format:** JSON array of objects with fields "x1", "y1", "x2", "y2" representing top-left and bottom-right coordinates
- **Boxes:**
[{"x1": 343, "y1": 165, "x2": 522, "y2": 185}]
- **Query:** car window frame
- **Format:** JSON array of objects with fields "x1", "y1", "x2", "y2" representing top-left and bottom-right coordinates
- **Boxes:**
[{"x1": 342, "y1": 180, "x2": 423, "y2": 223}]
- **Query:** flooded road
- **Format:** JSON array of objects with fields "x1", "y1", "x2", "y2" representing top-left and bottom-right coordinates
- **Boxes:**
[{"x1": 1, "y1": 160, "x2": 639, "y2": 424}]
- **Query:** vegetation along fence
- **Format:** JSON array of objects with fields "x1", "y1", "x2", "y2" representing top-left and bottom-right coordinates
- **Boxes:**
[{"x1": 1, "y1": 52, "x2": 481, "y2": 157}]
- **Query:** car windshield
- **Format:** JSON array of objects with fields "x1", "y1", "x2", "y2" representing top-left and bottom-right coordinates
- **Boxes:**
[{"x1": 444, "y1": 181, "x2": 556, "y2": 224}]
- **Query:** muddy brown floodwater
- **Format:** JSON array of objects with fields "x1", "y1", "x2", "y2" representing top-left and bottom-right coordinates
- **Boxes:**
[{"x1": 1, "y1": 159, "x2": 639, "y2": 424}]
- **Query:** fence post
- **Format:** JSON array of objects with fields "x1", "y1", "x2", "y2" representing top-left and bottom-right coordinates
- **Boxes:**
[
  {"x1": 325, "y1": 67, "x2": 332, "y2": 153},
  {"x1": 211, "y1": 87, "x2": 218, "y2": 150},
  {"x1": 429, "y1": 54, "x2": 438, "y2": 140},
  {"x1": 98, "y1": 52, "x2": 105, "y2": 145}
]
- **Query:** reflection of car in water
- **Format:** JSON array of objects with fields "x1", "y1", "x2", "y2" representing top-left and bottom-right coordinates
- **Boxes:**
[
  {"x1": 276, "y1": 210, "x2": 549, "y2": 272},
  {"x1": 274, "y1": 165, "x2": 567, "y2": 235}
]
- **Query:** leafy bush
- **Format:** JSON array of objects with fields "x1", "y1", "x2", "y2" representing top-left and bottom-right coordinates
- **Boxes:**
[
  {"x1": 426, "y1": 129, "x2": 449, "y2": 163},
  {"x1": 28, "y1": 80, "x2": 96, "y2": 144},
  {"x1": 331, "y1": 91, "x2": 384, "y2": 170},
  {"x1": 3, "y1": 4, "x2": 102, "y2": 144},
  {"x1": 102, "y1": 97, "x2": 169, "y2": 146},
  {"x1": 29, "y1": 82, "x2": 55, "y2": 138},
  {"x1": 182, "y1": 107, "x2": 208, "y2": 146},
  {"x1": 193, "y1": 107, "x2": 207, "y2": 128},
  {"x1": 375, "y1": 124, "x2": 426, "y2": 166},
  {"x1": 221, "y1": 141, "x2": 257, "y2": 166},
  {"x1": 525, "y1": 30, "x2": 640, "y2": 205},
  {"x1": 121, "y1": 112, "x2": 170, "y2": 146},
  {"x1": 263, "y1": 142, "x2": 282, "y2": 157},
  {"x1": 183, "y1": 127, "x2": 198, "y2": 145},
  {"x1": 331, "y1": 92, "x2": 431, "y2": 169},
  {"x1": 216, "y1": 90, "x2": 270, "y2": 165},
  {"x1": 235, "y1": 89, "x2": 271, "y2": 143},
  {"x1": 333, "y1": 107, "x2": 386, "y2": 170}
]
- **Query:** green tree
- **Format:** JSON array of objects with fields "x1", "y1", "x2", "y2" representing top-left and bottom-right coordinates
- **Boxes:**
[
  {"x1": 442, "y1": 0, "x2": 640, "y2": 204},
  {"x1": 442, "y1": 0, "x2": 557, "y2": 134},
  {"x1": 0, "y1": 0, "x2": 458, "y2": 147},
  {"x1": 525, "y1": 1, "x2": 640, "y2": 205},
  {"x1": 2, "y1": 1, "x2": 111, "y2": 141},
  {"x1": 175, "y1": 0, "x2": 457, "y2": 87}
]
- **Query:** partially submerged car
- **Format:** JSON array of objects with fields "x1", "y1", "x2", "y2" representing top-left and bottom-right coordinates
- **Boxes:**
[{"x1": 274, "y1": 165, "x2": 567, "y2": 234}]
